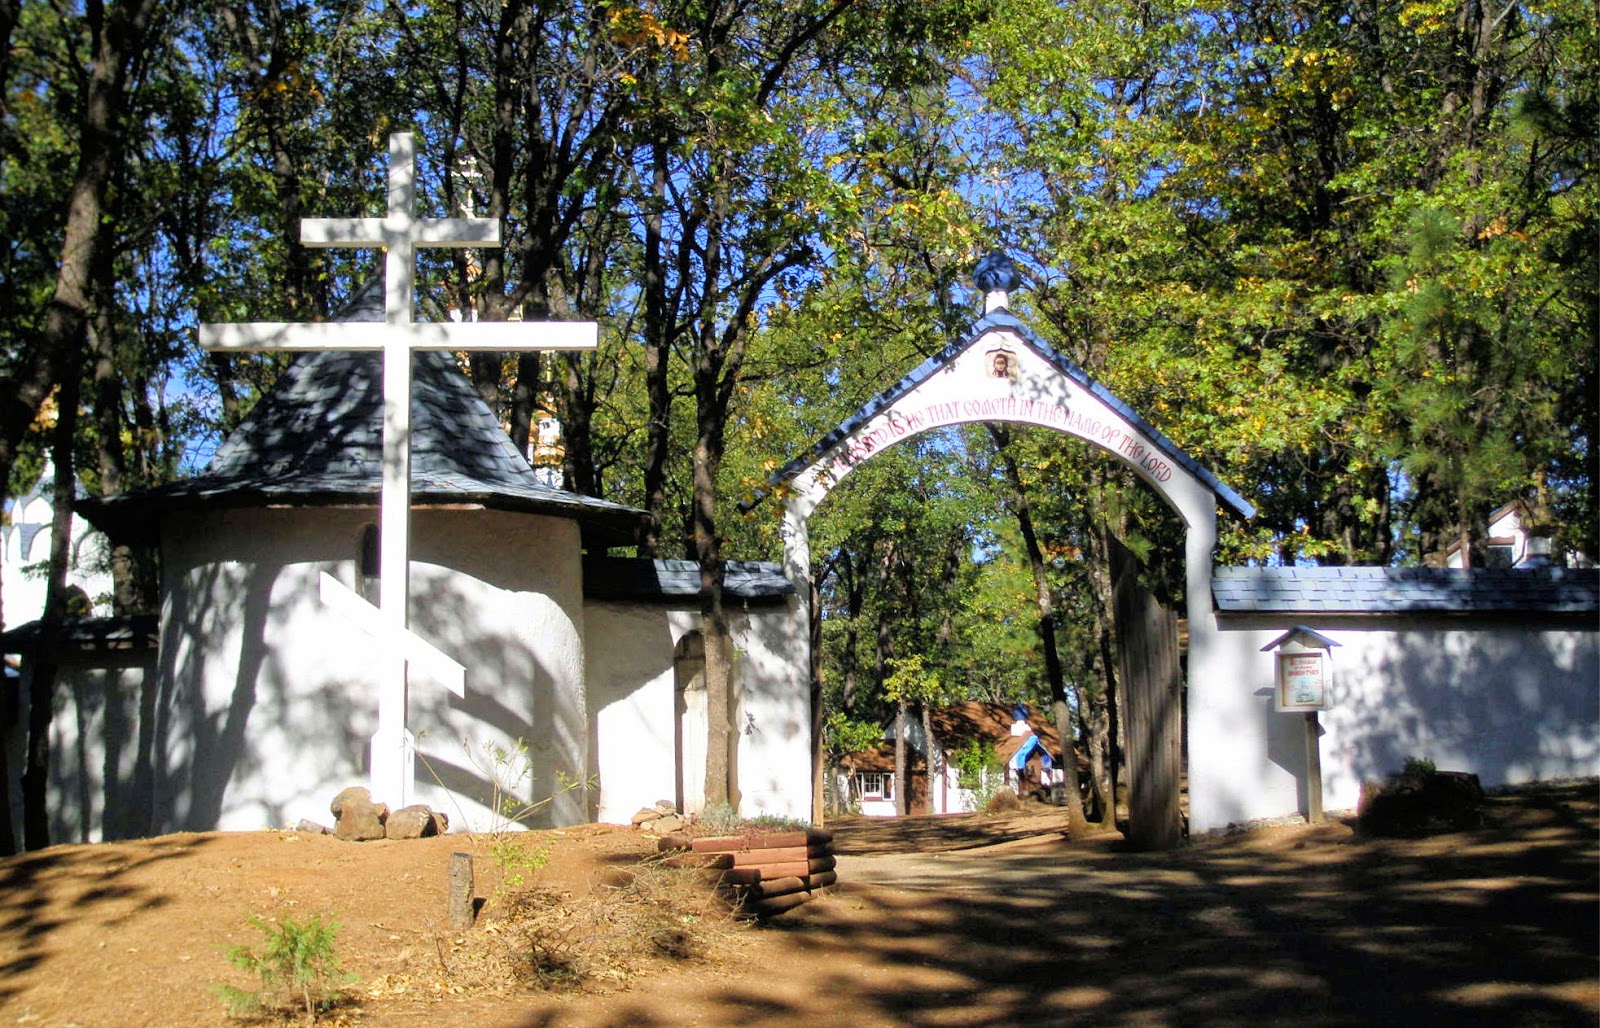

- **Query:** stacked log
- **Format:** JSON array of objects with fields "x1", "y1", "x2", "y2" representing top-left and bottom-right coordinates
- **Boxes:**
[{"x1": 657, "y1": 828, "x2": 836, "y2": 917}]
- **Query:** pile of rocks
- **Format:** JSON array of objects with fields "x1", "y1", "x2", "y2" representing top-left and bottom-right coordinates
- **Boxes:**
[
  {"x1": 296, "y1": 786, "x2": 450, "y2": 841},
  {"x1": 629, "y1": 800, "x2": 688, "y2": 835}
]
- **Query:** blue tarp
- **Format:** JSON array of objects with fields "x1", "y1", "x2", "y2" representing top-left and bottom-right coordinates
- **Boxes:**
[{"x1": 1009, "y1": 733, "x2": 1054, "y2": 771}]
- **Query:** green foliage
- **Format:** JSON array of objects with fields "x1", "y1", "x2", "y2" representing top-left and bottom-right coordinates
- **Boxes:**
[
  {"x1": 489, "y1": 835, "x2": 553, "y2": 901},
  {"x1": 698, "y1": 802, "x2": 810, "y2": 834},
  {"x1": 700, "y1": 802, "x2": 743, "y2": 834},
  {"x1": 1402, "y1": 757, "x2": 1438, "y2": 781},
  {"x1": 949, "y1": 738, "x2": 1000, "y2": 790},
  {"x1": 883, "y1": 654, "x2": 943, "y2": 705},
  {"x1": 214, "y1": 913, "x2": 353, "y2": 1023},
  {"x1": 823, "y1": 712, "x2": 883, "y2": 762},
  {"x1": 949, "y1": 738, "x2": 1006, "y2": 812}
]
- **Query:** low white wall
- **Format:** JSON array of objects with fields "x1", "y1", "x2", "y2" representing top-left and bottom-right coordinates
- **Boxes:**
[
  {"x1": 729, "y1": 601, "x2": 812, "y2": 823},
  {"x1": 5, "y1": 657, "x2": 156, "y2": 845},
  {"x1": 1191, "y1": 614, "x2": 1599, "y2": 832},
  {"x1": 583, "y1": 598, "x2": 813, "y2": 825},
  {"x1": 583, "y1": 602, "x2": 692, "y2": 825}
]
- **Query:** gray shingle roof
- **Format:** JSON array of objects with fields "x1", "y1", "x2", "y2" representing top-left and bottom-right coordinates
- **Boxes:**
[
  {"x1": 583, "y1": 558, "x2": 794, "y2": 604},
  {"x1": 80, "y1": 285, "x2": 646, "y2": 548},
  {"x1": 1213, "y1": 565, "x2": 1600, "y2": 615}
]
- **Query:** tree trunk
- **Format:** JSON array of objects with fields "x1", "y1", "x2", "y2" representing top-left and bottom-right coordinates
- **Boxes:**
[
  {"x1": 22, "y1": 368, "x2": 82, "y2": 849},
  {"x1": 10, "y1": 0, "x2": 156, "y2": 849},
  {"x1": 692, "y1": 379, "x2": 733, "y2": 807},
  {"x1": 922, "y1": 702, "x2": 935, "y2": 816},
  {"x1": 637, "y1": 139, "x2": 672, "y2": 557},
  {"x1": 1086, "y1": 692, "x2": 1112, "y2": 821},
  {"x1": 89, "y1": 245, "x2": 147, "y2": 615}
]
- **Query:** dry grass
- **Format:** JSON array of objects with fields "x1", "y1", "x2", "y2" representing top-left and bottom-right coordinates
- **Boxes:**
[{"x1": 425, "y1": 853, "x2": 750, "y2": 997}]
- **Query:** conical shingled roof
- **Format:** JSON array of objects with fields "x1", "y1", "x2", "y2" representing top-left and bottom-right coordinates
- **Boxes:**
[{"x1": 80, "y1": 283, "x2": 646, "y2": 548}]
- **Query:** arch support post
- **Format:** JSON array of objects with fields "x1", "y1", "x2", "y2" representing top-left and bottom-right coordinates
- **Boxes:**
[{"x1": 782, "y1": 496, "x2": 824, "y2": 825}]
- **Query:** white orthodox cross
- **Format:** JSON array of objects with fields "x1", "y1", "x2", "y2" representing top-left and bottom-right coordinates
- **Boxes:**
[{"x1": 200, "y1": 131, "x2": 597, "y2": 808}]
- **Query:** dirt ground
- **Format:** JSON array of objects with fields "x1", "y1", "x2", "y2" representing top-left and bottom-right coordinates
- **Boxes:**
[{"x1": 1, "y1": 782, "x2": 1595, "y2": 1027}]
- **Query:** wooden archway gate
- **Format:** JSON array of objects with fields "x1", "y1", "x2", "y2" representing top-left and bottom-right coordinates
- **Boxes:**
[{"x1": 761, "y1": 294, "x2": 1253, "y2": 850}]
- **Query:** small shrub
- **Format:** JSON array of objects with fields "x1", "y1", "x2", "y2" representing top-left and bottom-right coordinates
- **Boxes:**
[
  {"x1": 214, "y1": 913, "x2": 354, "y2": 1024},
  {"x1": 489, "y1": 835, "x2": 553, "y2": 903},
  {"x1": 984, "y1": 787, "x2": 1022, "y2": 814},
  {"x1": 700, "y1": 802, "x2": 743, "y2": 834},
  {"x1": 741, "y1": 812, "x2": 811, "y2": 832},
  {"x1": 1402, "y1": 756, "x2": 1437, "y2": 780}
]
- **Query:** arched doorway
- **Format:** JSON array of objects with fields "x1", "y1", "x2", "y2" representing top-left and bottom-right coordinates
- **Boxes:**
[
  {"x1": 673, "y1": 631, "x2": 708, "y2": 817},
  {"x1": 761, "y1": 261, "x2": 1253, "y2": 848}
]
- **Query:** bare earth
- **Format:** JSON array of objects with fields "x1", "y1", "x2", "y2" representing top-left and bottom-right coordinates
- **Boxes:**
[{"x1": 2, "y1": 783, "x2": 1595, "y2": 1027}]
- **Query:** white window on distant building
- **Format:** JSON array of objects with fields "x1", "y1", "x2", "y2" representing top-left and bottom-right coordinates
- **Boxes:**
[{"x1": 859, "y1": 772, "x2": 893, "y2": 800}]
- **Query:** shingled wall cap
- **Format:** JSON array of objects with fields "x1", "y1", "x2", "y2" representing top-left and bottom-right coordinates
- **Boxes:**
[{"x1": 1214, "y1": 565, "x2": 1599, "y2": 615}]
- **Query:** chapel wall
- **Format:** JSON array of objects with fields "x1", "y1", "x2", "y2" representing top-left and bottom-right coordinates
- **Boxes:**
[
  {"x1": 394, "y1": 508, "x2": 589, "y2": 830},
  {"x1": 123, "y1": 505, "x2": 594, "y2": 837},
  {"x1": 581, "y1": 599, "x2": 813, "y2": 826},
  {"x1": 728, "y1": 600, "x2": 813, "y2": 823}
]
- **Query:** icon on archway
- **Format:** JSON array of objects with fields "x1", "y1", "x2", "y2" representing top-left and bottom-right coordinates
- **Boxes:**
[{"x1": 987, "y1": 347, "x2": 1018, "y2": 380}]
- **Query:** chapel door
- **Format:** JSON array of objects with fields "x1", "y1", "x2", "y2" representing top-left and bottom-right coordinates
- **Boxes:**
[{"x1": 674, "y1": 632, "x2": 707, "y2": 817}]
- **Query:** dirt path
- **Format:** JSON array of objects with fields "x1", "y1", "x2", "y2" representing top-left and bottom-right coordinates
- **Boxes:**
[
  {"x1": 542, "y1": 788, "x2": 1596, "y2": 1027},
  {"x1": 2, "y1": 786, "x2": 1595, "y2": 1026}
]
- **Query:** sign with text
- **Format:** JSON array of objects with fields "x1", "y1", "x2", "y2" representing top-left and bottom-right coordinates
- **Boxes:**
[{"x1": 1275, "y1": 650, "x2": 1329, "y2": 712}]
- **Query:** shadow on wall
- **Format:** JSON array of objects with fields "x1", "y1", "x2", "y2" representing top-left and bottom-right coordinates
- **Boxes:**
[
  {"x1": 48, "y1": 558, "x2": 381, "y2": 841},
  {"x1": 406, "y1": 565, "x2": 582, "y2": 832},
  {"x1": 1260, "y1": 686, "x2": 1316, "y2": 813},
  {"x1": 1332, "y1": 625, "x2": 1598, "y2": 786}
]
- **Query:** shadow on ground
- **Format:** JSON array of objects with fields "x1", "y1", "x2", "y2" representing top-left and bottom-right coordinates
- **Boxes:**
[
  {"x1": 0, "y1": 835, "x2": 206, "y2": 1009},
  {"x1": 530, "y1": 784, "x2": 1597, "y2": 1027}
]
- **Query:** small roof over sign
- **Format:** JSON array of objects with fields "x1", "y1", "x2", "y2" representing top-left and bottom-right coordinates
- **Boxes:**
[{"x1": 1260, "y1": 625, "x2": 1341, "y2": 652}]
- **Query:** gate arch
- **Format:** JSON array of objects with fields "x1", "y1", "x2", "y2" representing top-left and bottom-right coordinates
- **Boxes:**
[{"x1": 760, "y1": 262, "x2": 1254, "y2": 846}]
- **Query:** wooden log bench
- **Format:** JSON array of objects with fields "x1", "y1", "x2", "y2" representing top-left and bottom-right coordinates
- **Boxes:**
[{"x1": 657, "y1": 828, "x2": 837, "y2": 917}]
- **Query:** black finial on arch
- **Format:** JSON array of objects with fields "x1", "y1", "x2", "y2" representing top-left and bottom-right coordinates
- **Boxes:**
[{"x1": 973, "y1": 251, "x2": 1022, "y2": 295}]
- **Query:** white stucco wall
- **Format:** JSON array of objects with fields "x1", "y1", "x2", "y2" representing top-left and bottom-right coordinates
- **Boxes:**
[
  {"x1": 728, "y1": 600, "x2": 812, "y2": 822},
  {"x1": 584, "y1": 602, "x2": 694, "y2": 825},
  {"x1": 1190, "y1": 615, "x2": 1600, "y2": 832},
  {"x1": 38, "y1": 659, "x2": 157, "y2": 843},
  {"x1": 72, "y1": 504, "x2": 593, "y2": 838},
  {"x1": 583, "y1": 598, "x2": 813, "y2": 826}
]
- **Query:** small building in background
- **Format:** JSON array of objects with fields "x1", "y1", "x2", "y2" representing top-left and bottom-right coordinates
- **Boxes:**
[
  {"x1": 1444, "y1": 499, "x2": 1593, "y2": 569},
  {"x1": 1, "y1": 458, "x2": 113, "y2": 623},
  {"x1": 838, "y1": 701, "x2": 1069, "y2": 817}
]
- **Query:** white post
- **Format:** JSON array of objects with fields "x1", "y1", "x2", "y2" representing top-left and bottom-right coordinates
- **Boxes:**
[{"x1": 201, "y1": 131, "x2": 598, "y2": 808}]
